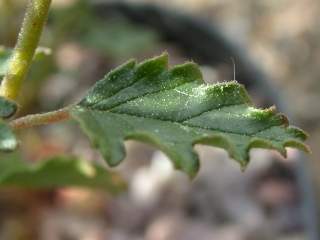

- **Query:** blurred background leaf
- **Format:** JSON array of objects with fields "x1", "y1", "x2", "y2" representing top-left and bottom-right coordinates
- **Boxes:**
[{"x1": 0, "y1": 152, "x2": 126, "y2": 192}]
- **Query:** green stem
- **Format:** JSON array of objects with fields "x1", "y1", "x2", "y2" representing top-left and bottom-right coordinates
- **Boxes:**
[
  {"x1": 0, "y1": 0, "x2": 51, "y2": 101},
  {"x1": 9, "y1": 107, "x2": 71, "y2": 130}
]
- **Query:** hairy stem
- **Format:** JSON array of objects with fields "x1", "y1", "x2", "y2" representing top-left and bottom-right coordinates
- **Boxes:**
[
  {"x1": 10, "y1": 107, "x2": 71, "y2": 130},
  {"x1": 0, "y1": 0, "x2": 51, "y2": 101}
]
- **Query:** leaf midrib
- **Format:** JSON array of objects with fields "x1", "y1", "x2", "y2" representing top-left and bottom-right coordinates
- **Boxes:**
[
  {"x1": 78, "y1": 105, "x2": 283, "y2": 140},
  {"x1": 89, "y1": 74, "x2": 197, "y2": 110}
]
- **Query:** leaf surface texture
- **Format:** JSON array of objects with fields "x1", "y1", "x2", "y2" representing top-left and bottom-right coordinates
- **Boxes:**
[{"x1": 69, "y1": 54, "x2": 308, "y2": 176}]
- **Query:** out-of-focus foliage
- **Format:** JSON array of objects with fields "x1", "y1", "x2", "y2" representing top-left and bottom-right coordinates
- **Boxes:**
[
  {"x1": 0, "y1": 121, "x2": 17, "y2": 151},
  {"x1": 0, "y1": 46, "x2": 54, "y2": 109},
  {"x1": 0, "y1": 0, "x2": 24, "y2": 45},
  {"x1": 0, "y1": 96, "x2": 17, "y2": 118},
  {"x1": 0, "y1": 47, "x2": 11, "y2": 79},
  {"x1": 0, "y1": 152, "x2": 126, "y2": 191},
  {"x1": 0, "y1": 47, "x2": 52, "y2": 80},
  {"x1": 51, "y1": 0, "x2": 159, "y2": 60}
]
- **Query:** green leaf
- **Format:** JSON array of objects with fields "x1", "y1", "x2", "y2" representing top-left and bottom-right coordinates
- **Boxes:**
[
  {"x1": 0, "y1": 153, "x2": 126, "y2": 191},
  {"x1": 71, "y1": 53, "x2": 309, "y2": 177},
  {"x1": 0, "y1": 120, "x2": 17, "y2": 151}
]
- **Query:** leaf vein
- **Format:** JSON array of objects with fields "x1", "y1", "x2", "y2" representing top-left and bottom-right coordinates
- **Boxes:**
[
  {"x1": 93, "y1": 109, "x2": 280, "y2": 139},
  {"x1": 100, "y1": 80, "x2": 198, "y2": 111}
]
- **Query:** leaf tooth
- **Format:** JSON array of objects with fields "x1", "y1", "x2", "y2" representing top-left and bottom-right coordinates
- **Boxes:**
[
  {"x1": 284, "y1": 140, "x2": 311, "y2": 154},
  {"x1": 214, "y1": 81, "x2": 251, "y2": 103},
  {"x1": 193, "y1": 134, "x2": 237, "y2": 157},
  {"x1": 169, "y1": 62, "x2": 203, "y2": 84},
  {"x1": 203, "y1": 82, "x2": 252, "y2": 105},
  {"x1": 193, "y1": 134, "x2": 249, "y2": 168},
  {"x1": 261, "y1": 107, "x2": 293, "y2": 128},
  {"x1": 80, "y1": 59, "x2": 137, "y2": 107},
  {"x1": 135, "y1": 52, "x2": 168, "y2": 78},
  {"x1": 101, "y1": 139, "x2": 126, "y2": 167},
  {"x1": 286, "y1": 126, "x2": 309, "y2": 141},
  {"x1": 233, "y1": 147, "x2": 249, "y2": 169},
  {"x1": 274, "y1": 112, "x2": 289, "y2": 126},
  {"x1": 127, "y1": 132, "x2": 199, "y2": 178},
  {"x1": 71, "y1": 109, "x2": 126, "y2": 167},
  {"x1": 247, "y1": 137, "x2": 287, "y2": 158},
  {"x1": 167, "y1": 145, "x2": 200, "y2": 179},
  {"x1": 256, "y1": 106, "x2": 289, "y2": 126},
  {"x1": 83, "y1": 130, "x2": 126, "y2": 167},
  {"x1": 107, "y1": 59, "x2": 137, "y2": 81}
]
